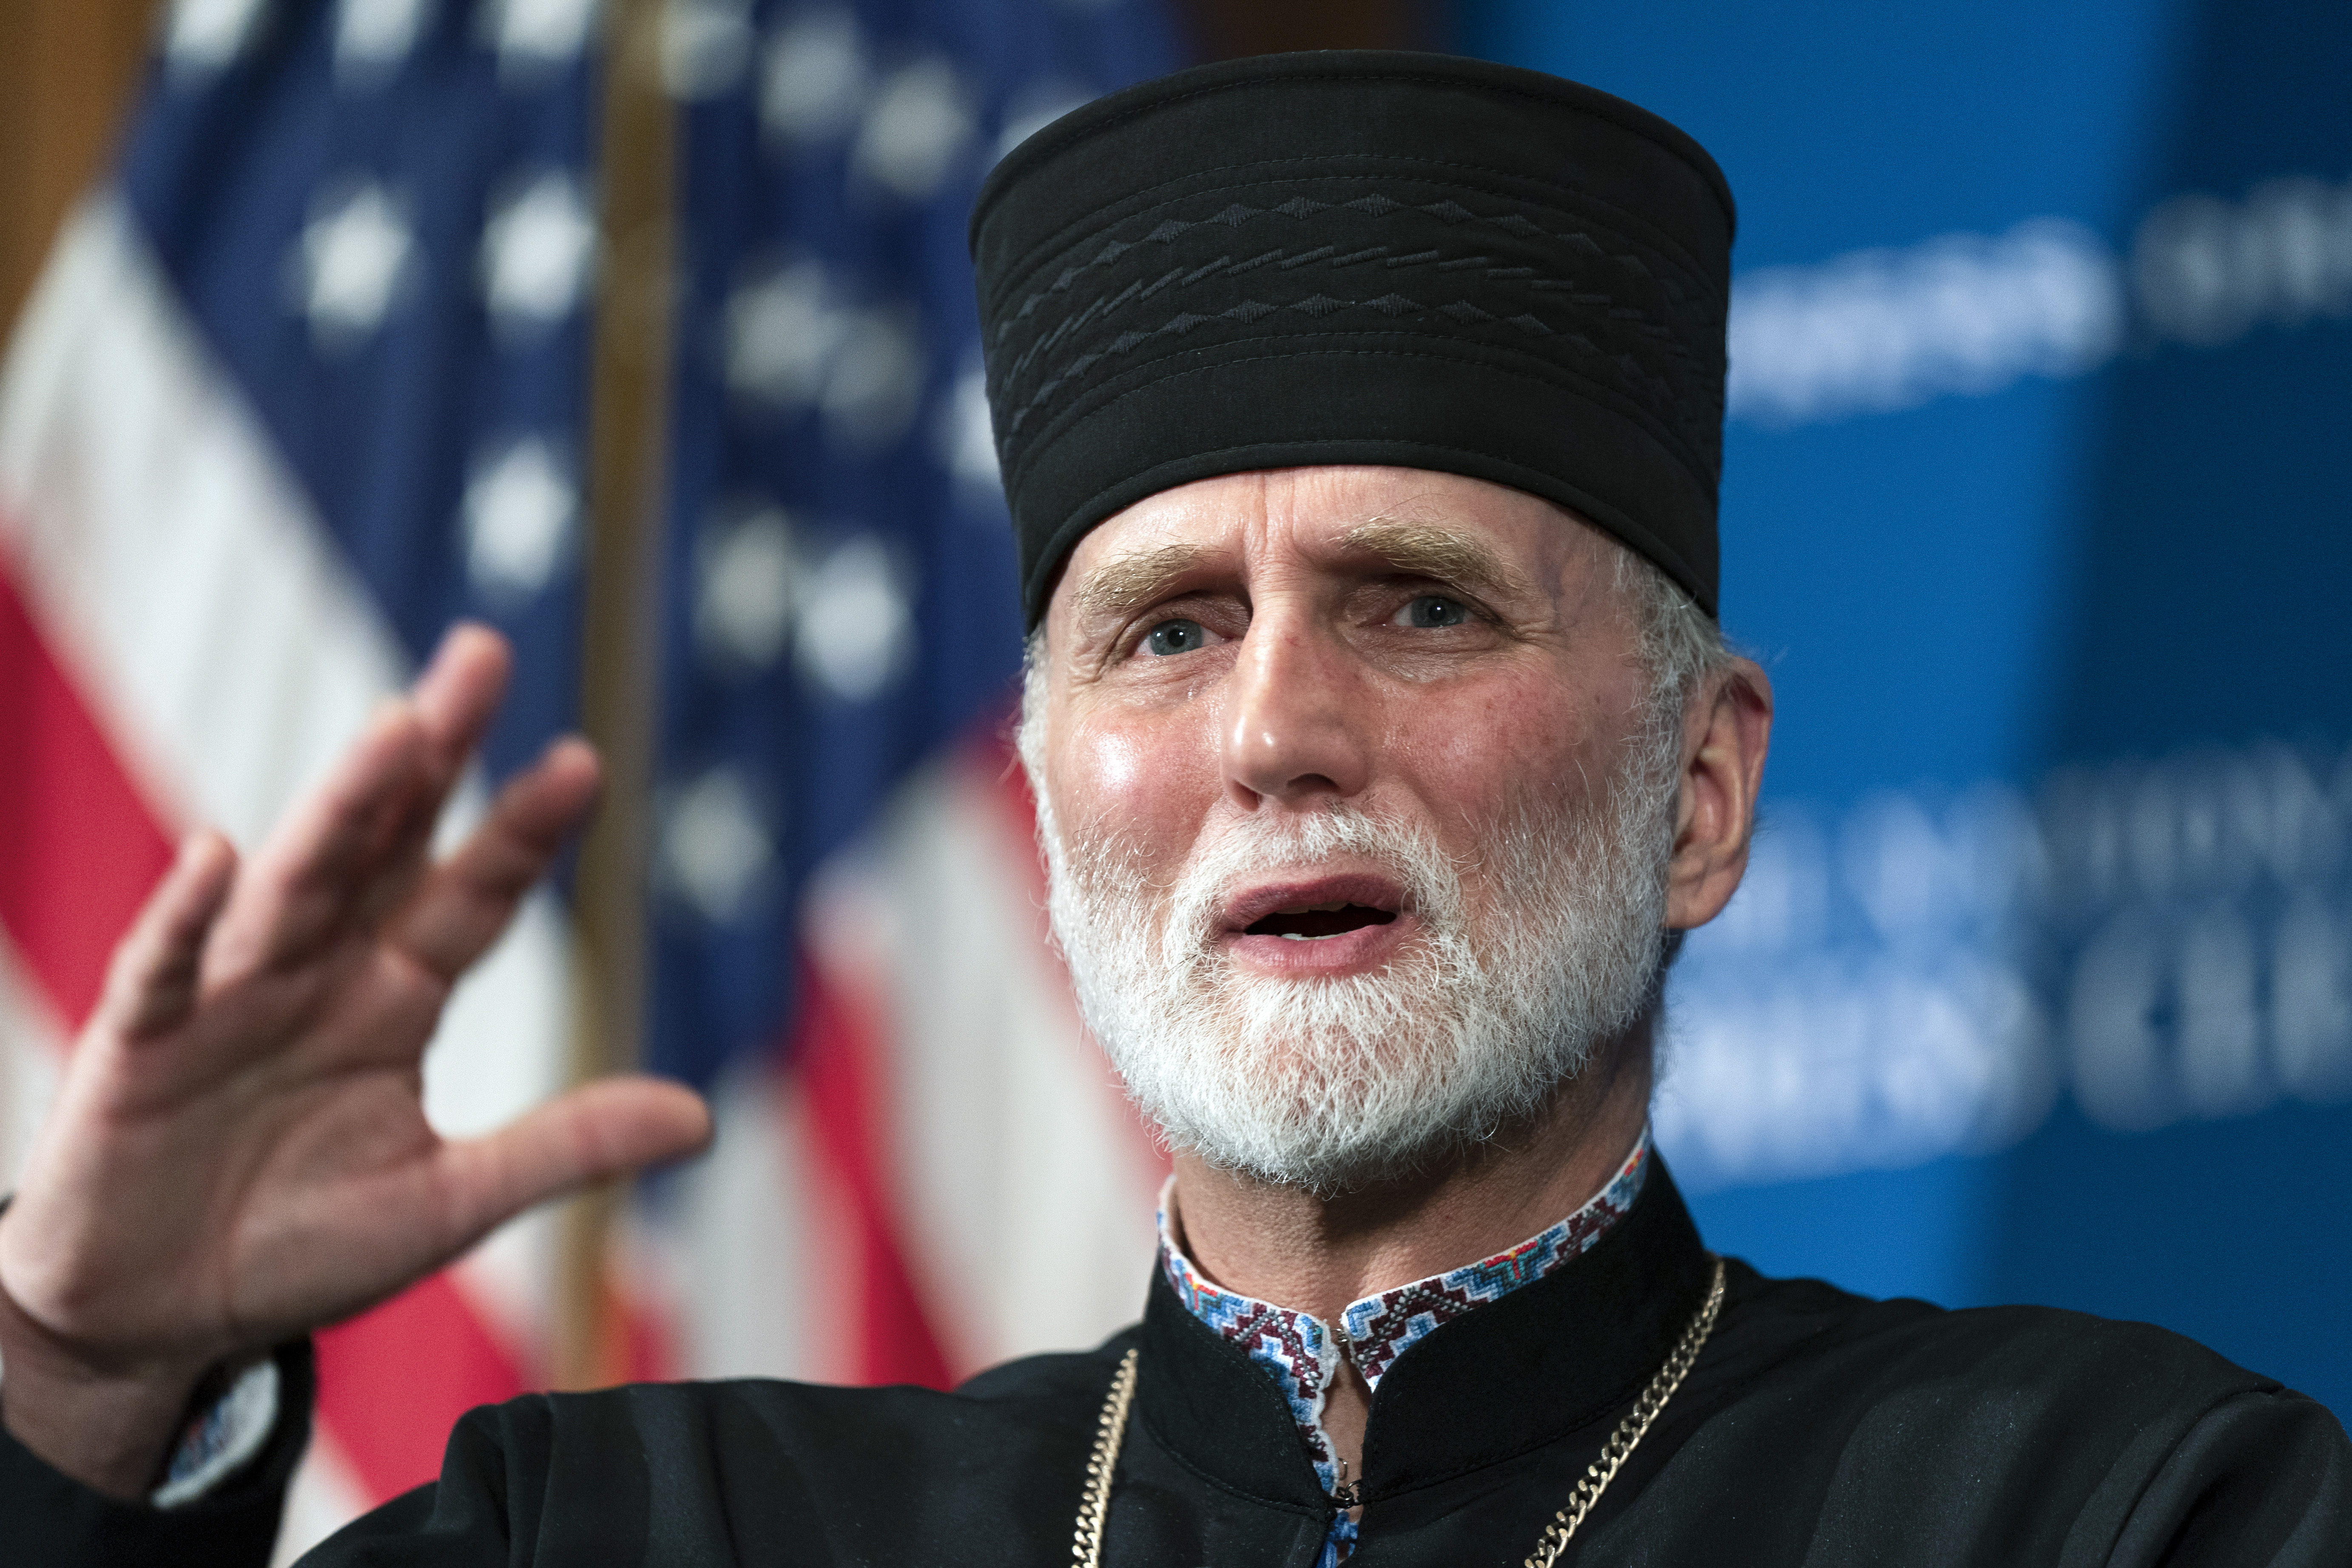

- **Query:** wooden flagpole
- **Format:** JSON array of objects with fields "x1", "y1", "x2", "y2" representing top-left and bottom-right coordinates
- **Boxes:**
[
  {"x1": 556, "y1": 0, "x2": 675, "y2": 1392},
  {"x1": 0, "y1": 0, "x2": 162, "y2": 340}
]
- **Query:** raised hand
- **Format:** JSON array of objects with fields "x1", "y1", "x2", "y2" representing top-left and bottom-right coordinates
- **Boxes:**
[{"x1": 0, "y1": 625, "x2": 711, "y2": 1498}]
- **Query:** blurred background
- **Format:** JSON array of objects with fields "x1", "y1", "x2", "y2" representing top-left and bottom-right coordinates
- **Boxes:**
[{"x1": 0, "y1": 0, "x2": 2343, "y2": 1556}]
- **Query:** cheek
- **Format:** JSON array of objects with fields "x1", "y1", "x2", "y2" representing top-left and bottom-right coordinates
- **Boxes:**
[
  {"x1": 1076, "y1": 727, "x2": 1148, "y2": 812},
  {"x1": 1052, "y1": 707, "x2": 1214, "y2": 851},
  {"x1": 1390, "y1": 683, "x2": 1592, "y2": 820}
]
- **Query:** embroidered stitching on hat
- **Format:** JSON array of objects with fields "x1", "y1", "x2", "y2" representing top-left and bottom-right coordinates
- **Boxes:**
[
  {"x1": 1005, "y1": 286, "x2": 1692, "y2": 438},
  {"x1": 981, "y1": 148, "x2": 1727, "y2": 302},
  {"x1": 990, "y1": 191, "x2": 1721, "y2": 449},
  {"x1": 994, "y1": 180, "x2": 1715, "y2": 339},
  {"x1": 1003, "y1": 345, "x2": 1716, "y2": 524}
]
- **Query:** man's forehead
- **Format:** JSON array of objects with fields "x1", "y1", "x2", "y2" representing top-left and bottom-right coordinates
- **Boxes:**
[{"x1": 1058, "y1": 467, "x2": 1585, "y2": 619}]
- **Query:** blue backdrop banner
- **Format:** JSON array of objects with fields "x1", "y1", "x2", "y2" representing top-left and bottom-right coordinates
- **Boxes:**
[{"x1": 1459, "y1": 0, "x2": 2352, "y2": 1417}]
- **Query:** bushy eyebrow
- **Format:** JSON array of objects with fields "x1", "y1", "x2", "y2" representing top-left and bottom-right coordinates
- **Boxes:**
[
  {"x1": 1338, "y1": 517, "x2": 1531, "y2": 601},
  {"x1": 1067, "y1": 517, "x2": 1530, "y2": 624},
  {"x1": 1069, "y1": 541, "x2": 1215, "y2": 622}
]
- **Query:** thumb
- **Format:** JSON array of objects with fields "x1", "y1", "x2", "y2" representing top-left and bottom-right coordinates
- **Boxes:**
[{"x1": 434, "y1": 1077, "x2": 713, "y2": 1247}]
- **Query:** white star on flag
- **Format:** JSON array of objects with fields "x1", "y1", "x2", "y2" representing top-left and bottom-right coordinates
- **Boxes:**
[
  {"x1": 818, "y1": 309, "x2": 925, "y2": 451},
  {"x1": 166, "y1": 0, "x2": 270, "y2": 74},
  {"x1": 761, "y1": 11, "x2": 871, "y2": 147},
  {"x1": 463, "y1": 438, "x2": 578, "y2": 600},
  {"x1": 485, "y1": 0, "x2": 602, "y2": 79},
  {"x1": 661, "y1": 767, "x2": 777, "y2": 924},
  {"x1": 481, "y1": 171, "x2": 598, "y2": 333},
  {"x1": 939, "y1": 364, "x2": 1002, "y2": 493},
  {"x1": 722, "y1": 261, "x2": 925, "y2": 449},
  {"x1": 663, "y1": 0, "x2": 754, "y2": 100},
  {"x1": 296, "y1": 181, "x2": 416, "y2": 347},
  {"x1": 697, "y1": 507, "x2": 803, "y2": 670},
  {"x1": 335, "y1": 0, "x2": 430, "y2": 81},
  {"x1": 850, "y1": 59, "x2": 975, "y2": 200},
  {"x1": 793, "y1": 534, "x2": 910, "y2": 702},
  {"x1": 727, "y1": 260, "x2": 852, "y2": 408}
]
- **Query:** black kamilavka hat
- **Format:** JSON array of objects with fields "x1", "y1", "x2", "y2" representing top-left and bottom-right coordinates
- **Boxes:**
[{"x1": 970, "y1": 51, "x2": 1736, "y2": 628}]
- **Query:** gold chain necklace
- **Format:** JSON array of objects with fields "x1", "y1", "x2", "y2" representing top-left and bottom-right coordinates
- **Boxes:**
[
  {"x1": 1071, "y1": 1346, "x2": 1140, "y2": 1566},
  {"x1": 1072, "y1": 1256, "x2": 1726, "y2": 1568}
]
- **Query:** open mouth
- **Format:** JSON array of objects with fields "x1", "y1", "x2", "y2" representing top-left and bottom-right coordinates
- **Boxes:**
[{"x1": 1241, "y1": 902, "x2": 1400, "y2": 941}]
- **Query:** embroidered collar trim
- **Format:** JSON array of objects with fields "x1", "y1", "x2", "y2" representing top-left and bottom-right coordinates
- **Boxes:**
[{"x1": 1156, "y1": 1127, "x2": 1652, "y2": 1492}]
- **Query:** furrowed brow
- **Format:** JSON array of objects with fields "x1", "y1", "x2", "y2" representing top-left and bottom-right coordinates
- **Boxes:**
[
  {"x1": 1338, "y1": 518, "x2": 1531, "y2": 601},
  {"x1": 1069, "y1": 542, "x2": 1215, "y2": 622}
]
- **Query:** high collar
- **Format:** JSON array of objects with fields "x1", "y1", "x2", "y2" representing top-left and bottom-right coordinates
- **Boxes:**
[
  {"x1": 1155, "y1": 1131, "x2": 1652, "y2": 1492},
  {"x1": 1135, "y1": 1155, "x2": 1712, "y2": 1509}
]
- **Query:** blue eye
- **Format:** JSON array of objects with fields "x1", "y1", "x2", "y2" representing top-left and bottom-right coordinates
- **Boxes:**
[
  {"x1": 1145, "y1": 619, "x2": 1208, "y2": 655},
  {"x1": 1403, "y1": 595, "x2": 1471, "y2": 628}
]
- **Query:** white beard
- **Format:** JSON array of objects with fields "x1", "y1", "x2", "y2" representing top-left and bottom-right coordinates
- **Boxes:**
[{"x1": 1032, "y1": 736, "x2": 1680, "y2": 1195}]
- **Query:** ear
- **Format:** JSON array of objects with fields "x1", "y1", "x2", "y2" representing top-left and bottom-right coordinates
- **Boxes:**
[{"x1": 1664, "y1": 656, "x2": 1774, "y2": 931}]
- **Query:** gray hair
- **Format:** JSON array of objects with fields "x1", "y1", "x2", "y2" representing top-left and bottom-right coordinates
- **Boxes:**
[{"x1": 1614, "y1": 545, "x2": 1738, "y2": 766}]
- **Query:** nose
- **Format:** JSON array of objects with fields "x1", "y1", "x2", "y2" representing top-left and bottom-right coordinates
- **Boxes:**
[{"x1": 1220, "y1": 608, "x2": 1372, "y2": 810}]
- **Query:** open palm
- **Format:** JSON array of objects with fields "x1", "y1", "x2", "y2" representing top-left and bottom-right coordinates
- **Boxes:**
[{"x1": 0, "y1": 627, "x2": 708, "y2": 1495}]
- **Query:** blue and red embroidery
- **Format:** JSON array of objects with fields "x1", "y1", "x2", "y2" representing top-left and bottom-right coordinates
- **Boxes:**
[{"x1": 1157, "y1": 1127, "x2": 1650, "y2": 1497}]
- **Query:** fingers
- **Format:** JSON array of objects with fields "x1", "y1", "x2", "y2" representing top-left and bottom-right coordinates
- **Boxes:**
[
  {"x1": 199, "y1": 625, "x2": 517, "y2": 984},
  {"x1": 389, "y1": 737, "x2": 601, "y2": 980},
  {"x1": 436, "y1": 1077, "x2": 713, "y2": 1245},
  {"x1": 409, "y1": 624, "x2": 512, "y2": 781},
  {"x1": 201, "y1": 703, "x2": 436, "y2": 981},
  {"x1": 338, "y1": 627, "x2": 519, "y2": 938},
  {"x1": 94, "y1": 832, "x2": 237, "y2": 1043}
]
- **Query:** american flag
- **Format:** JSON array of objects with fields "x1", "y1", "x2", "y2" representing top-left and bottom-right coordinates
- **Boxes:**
[
  {"x1": 0, "y1": 0, "x2": 1178, "y2": 1557},
  {"x1": 640, "y1": 0, "x2": 1180, "y2": 1390}
]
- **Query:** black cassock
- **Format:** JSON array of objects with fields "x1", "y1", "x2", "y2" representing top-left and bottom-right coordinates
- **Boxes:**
[{"x1": 9, "y1": 1165, "x2": 2347, "y2": 1567}]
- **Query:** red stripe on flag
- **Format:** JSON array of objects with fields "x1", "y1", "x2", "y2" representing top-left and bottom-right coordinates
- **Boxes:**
[
  {"x1": 615, "y1": 1275, "x2": 679, "y2": 1386},
  {"x1": 964, "y1": 716, "x2": 1171, "y2": 1187},
  {"x1": 313, "y1": 1273, "x2": 528, "y2": 1501},
  {"x1": 788, "y1": 952, "x2": 956, "y2": 1389},
  {"x1": 0, "y1": 546, "x2": 177, "y2": 1031}
]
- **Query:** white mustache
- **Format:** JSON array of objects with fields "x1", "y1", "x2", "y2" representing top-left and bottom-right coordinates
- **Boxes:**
[{"x1": 1155, "y1": 805, "x2": 1464, "y2": 972}]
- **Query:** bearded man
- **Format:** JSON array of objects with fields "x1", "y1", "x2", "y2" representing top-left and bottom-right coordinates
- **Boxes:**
[{"x1": 0, "y1": 52, "x2": 2344, "y2": 1568}]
